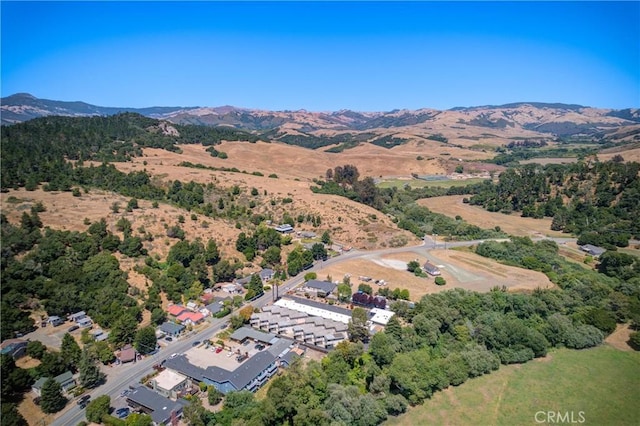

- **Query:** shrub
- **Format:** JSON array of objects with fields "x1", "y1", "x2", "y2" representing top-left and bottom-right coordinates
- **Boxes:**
[{"x1": 435, "y1": 277, "x2": 446, "y2": 286}]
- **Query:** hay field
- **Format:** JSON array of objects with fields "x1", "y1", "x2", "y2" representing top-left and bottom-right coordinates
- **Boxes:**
[
  {"x1": 385, "y1": 345, "x2": 640, "y2": 426},
  {"x1": 418, "y1": 195, "x2": 566, "y2": 237}
]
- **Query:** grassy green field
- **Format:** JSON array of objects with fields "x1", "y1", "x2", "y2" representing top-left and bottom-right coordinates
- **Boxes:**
[
  {"x1": 385, "y1": 345, "x2": 640, "y2": 426},
  {"x1": 377, "y1": 178, "x2": 488, "y2": 189}
]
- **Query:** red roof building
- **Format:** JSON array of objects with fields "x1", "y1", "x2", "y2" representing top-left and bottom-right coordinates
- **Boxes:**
[
  {"x1": 176, "y1": 312, "x2": 205, "y2": 325},
  {"x1": 167, "y1": 305, "x2": 187, "y2": 317}
]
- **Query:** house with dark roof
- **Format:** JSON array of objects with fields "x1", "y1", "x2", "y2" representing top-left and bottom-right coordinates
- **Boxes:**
[
  {"x1": 259, "y1": 268, "x2": 275, "y2": 283},
  {"x1": 205, "y1": 301, "x2": 223, "y2": 316},
  {"x1": 0, "y1": 339, "x2": 28, "y2": 360},
  {"x1": 301, "y1": 280, "x2": 336, "y2": 297},
  {"x1": 159, "y1": 322, "x2": 185, "y2": 337},
  {"x1": 162, "y1": 337, "x2": 293, "y2": 394},
  {"x1": 579, "y1": 244, "x2": 606, "y2": 257},
  {"x1": 230, "y1": 327, "x2": 278, "y2": 345},
  {"x1": 32, "y1": 371, "x2": 76, "y2": 396},
  {"x1": 423, "y1": 261, "x2": 441, "y2": 276},
  {"x1": 126, "y1": 386, "x2": 188, "y2": 425}
]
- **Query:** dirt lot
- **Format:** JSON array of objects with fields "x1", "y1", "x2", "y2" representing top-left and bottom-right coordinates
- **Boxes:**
[
  {"x1": 316, "y1": 248, "x2": 554, "y2": 302},
  {"x1": 605, "y1": 323, "x2": 635, "y2": 352},
  {"x1": 418, "y1": 195, "x2": 566, "y2": 238}
]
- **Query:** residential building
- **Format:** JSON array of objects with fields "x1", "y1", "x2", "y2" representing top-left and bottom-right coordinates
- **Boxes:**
[
  {"x1": 259, "y1": 268, "x2": 275, "y2": 283},
  {"x1": 423, "y1": 261, "x2": 441, "y2": 276},
  {"x1": 167, "y1": 304, "x2": 187, "y2": 317},
  {"x1": 68, "y1": 311, "x2": 86, "y2": 322},
  {"x1": 150, "y1": 369, "x2": 189, "y2": 400},
  {"x1": 369, "y1": 308, "x2": 395, "y2": 326},
  {"x1": 47, "y1": 316, "x2": 64, "y2": 327},
  {"x1": 579, "y1": 244, "x2": 607, "y2": 257},
  {"x1": 162, "y1": 336, "x2": 293, "y2": 394},
  {"x1": 126, "y1": 386, "x2": 188, "y2": 426},
  {"x1": 159, "y1": 322, "x2": 185, "y2": 337},
  {"x1": 176, "y1": 311, "x2": 205, "y2": 326},
  {"x1": 275, "y1": 224, "x2": 294, "y2": 233},
  {"x1": 32, "y1": 371, "x2": 76, "y2": 396},
  {"x1": 0, "y1": 339, "x2": 27, "y2": 360},
  {"x1": 118, "y1": 344, "x2": 136, "y2": 364},
  {"x1": 301, "y1": 280, "x2": 336, "y2": 297}
]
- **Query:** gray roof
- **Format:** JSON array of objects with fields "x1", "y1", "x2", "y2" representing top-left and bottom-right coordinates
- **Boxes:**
[
  {"x1": 580, "y1": 244, "x2": 606, "y2": 256},
  {"x1": 287, "y1": 296, "x2": 354, "y2": 317},
  {"x1": 267, "y1": 337, "x2": 293, "y2": 357},
  {"x1": 230, "y1": 327, "x2": 277, "y2": 344},
  {"x1": 160, "y1": 322, "x2": 185, "y2": 335},
  {"x1": 126, "y1": 386, "x2": 188, "y2": 424},
  {"x1": 165, "y1": 351, "x2": 277, "y2": 393},
  {"x1": 163, "y1": 355, "x2": 206, "y2": 381},
  {"x1": 305, "y1": 280, "x2": 336, "y2": 293},
  {"x1": 260, "y1": 268, "x2": 275, "y2": 280},
  {"x1": 206, "y1": 302, "x2": 222, "y2": 314},
  {"x1": 33, "y1": 371, "x2": 74, "y2": 390},
  {"x1": 204, "y1": 350, "x2": 276, "y2": 391}
]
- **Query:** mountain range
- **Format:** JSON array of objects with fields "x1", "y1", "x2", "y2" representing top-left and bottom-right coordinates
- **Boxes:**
[{"x1": 2, "y1": 93, "x2": 639, "y2": 148}]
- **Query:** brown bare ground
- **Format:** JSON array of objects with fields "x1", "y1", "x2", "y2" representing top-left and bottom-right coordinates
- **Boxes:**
[
  {"x1": 317, "y1": 249, "x2": 554, "y2": 301},
  {"x1": 605, "y1": 323, "x2": 635, "y2": 352},
  {"x1": 418, "y1": 195, "x2": 566, "y2": 238},
  {"x1": 18, "y1": 396, "x2": 54, "y2": 426}
]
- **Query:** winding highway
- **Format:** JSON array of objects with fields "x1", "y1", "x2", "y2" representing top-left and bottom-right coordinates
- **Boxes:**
[{"x1": 50, "y1": 235, "x2": 578, "y2": 425}]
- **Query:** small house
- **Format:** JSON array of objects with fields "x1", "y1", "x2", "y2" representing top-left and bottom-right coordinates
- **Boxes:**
[
  {"x1": 48, "y1": 316, "x2": 64, "y2": 327},
  {"x1": 0, "y1": 339, "x2": 28, "y2": 360},
  {"x1": 118, "y1": 344, "x2": 136, "y2": 364},
  {"x1": 259, "y1": 268, "x2": 275, "y2": 283},
  {"x1": 423, "y1": 261, "x2": 441, "y2": 276},
  {"x1": 32, "y1": 371, "x2": 76, "y2": 396},
  {"x1": 275, "y1": 224, "x2": 294, "y2": 233},
  {"x1": 77, "y1": 317, "x2": 93, "y2": 328},
  {"x1": 302, "y1": 280, "x2": 336, "y2": 297},
  {"x1": 176, "y1": 311, "x2": 205, "y2": 326},
  {"x1": 579, "y1": 244, "x2": 606, "y2": 257},
  {"x1": 167, "y1": 304, "x2": 187, "y2": 317},
  {"x1": 159, "y1": 322, "x2": 185, "y2": 337}
]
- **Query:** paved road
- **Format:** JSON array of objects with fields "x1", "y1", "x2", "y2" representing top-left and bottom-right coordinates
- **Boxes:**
[{"x1": 51, "y1": 234, "x2": 578, "y2": 425}]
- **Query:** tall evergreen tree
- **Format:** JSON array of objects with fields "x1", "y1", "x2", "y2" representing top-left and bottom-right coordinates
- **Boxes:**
[
  {"x1": 40, "y1": 378, "x2": 67, "y2": 414},
  {"x1": 78, "y1": 349, "x2": 105, "y2": 389},
  {"x1": 60, "y1": 333, "x2": 81, "y2": 371}
]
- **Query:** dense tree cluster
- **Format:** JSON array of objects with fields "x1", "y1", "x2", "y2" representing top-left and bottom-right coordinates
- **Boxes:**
[
  {"x1": 468, "y1": 161, "x2": 640, "y2": 246},
  {"x1": 1, "y1": 113, "x2": 258, "y2": 189}
]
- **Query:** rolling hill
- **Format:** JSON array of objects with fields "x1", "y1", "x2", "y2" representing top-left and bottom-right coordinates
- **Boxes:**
[{"x1": 3, "y1": 94, "x2": 639, "y2": 150}]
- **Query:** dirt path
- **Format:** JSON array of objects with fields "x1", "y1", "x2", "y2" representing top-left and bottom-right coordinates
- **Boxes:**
[{"x1": 605, "y1": 323, "x2": 635, "y2": 351}]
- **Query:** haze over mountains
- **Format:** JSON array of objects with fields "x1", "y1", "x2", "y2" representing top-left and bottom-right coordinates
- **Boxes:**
[{"x1": 2, "y1": 93, "x2": 639, "y2": 148}]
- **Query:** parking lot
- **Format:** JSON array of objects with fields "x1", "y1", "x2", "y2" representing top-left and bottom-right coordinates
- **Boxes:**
[{"x1": 186, "y1": 341, "x2": 266, "y2": 370}]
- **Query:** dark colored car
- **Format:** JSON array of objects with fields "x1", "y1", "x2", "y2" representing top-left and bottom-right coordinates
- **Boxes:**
[
  {"x1": 164, "y1": 336, "x2": 173, "y2": 342},
  {"x1": 115, "y1": 407, "x2": 130, "y2": 418},
  {"x1": 192, "y1": 341, "x2": 201, "y2": 347},
  {"x1": 68, "y1": 325, "x2": 79, "y2": 333},
  {"x1": 77, "y1": 395, "x2": 91, "y2": 407}
]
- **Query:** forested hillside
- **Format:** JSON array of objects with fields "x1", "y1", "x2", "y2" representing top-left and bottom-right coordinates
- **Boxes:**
[
  {"x1": 0, "y1": 113, "x2": 260, "y2": 190},
  {"x1": 466, "y1": 161, "x2": 640, "y2": 247}
]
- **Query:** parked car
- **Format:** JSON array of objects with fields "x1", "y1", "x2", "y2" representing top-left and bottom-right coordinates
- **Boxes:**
[
  {"x1": 68, "y1": 325, "x2": 79, "y2": 333},
  {"x1": 115, "y1": 407, "x2": 130, "y2": 419},
  {"x1": 164, "y1": 336, "x2": 173, "y2": 342},
  {"x1": 215, "y1": 347, "x2": 223, "y2": 353},
  {"x1": 192, "y1": 341, "x2": 201, "y2": 347},
  {"x1": 77, "y1": 395, "x2": 91, "y2": 406},
  {"x1": 255, "y1": 344, "x2": 265, "y2": 351}
]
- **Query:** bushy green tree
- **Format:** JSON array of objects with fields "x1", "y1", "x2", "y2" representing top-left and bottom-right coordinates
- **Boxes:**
[
  {"x1": 40, "y1": 378, "x2": 67, "y2": 414},
  {"x1": 134, "y1": 326, "x2": 157, "y2": 355},
  {"x1": 78, "y1": 348, "x2": 105, "y2": 388},
  {"x1": 85, "y1": 395, "x2": 110, "y2": 423}
]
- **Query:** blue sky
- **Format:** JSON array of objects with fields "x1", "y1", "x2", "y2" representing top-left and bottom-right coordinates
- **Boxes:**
[{"x1": 2, "y1": 1, "x2": 638, "y2": 111}]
